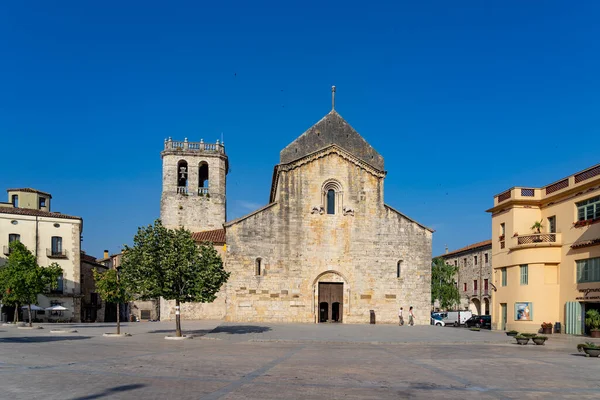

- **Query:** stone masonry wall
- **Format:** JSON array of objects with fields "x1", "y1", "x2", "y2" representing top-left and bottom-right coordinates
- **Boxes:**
[
  {"x1": 160, "y1": 149, "x2": 227, "y2": 232},
  {"x1": 223, "y1": 152, "x2": 432, "y2": 325},
  {"x1": 440, "y1": 245, "x2": 492, "y2": 313}
]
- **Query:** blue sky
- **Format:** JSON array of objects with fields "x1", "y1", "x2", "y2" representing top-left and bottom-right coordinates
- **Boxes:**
[{"x1": 1, "y1": 1, "x2": 599, "y2": 258}]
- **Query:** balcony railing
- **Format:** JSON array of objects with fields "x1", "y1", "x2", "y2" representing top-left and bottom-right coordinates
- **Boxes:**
[
  {"x1": 517, "y1": 233, "x2": 556, "y2": 245},
  {"x1": 164, "y1": 138, "x2": 225, "y2": 154},
  {"x1": 177, "y1": 186, "x2": 188, "y2": 194},
  {"x1": 47, "y1": 248, "x2": 68, "y2": 259},
  {"x1": 198, "y1": 187, "x2": 209, "y2": 195}
]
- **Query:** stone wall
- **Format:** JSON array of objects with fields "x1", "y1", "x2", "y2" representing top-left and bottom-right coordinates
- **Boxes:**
[
  {"x1": 222, "y1": 151, "x2": 432, "y2": 325},
  {"x1": 80, "y1": 259, "x2": 106, "y2": 322},
  {"x1": 160, "y1": 149, "x2": 227, "y2": 232},
  {"x1": 439, "y1": 244, "x2": 492, "y2": 314}
]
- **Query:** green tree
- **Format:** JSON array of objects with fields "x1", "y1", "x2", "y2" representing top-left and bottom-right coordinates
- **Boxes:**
[
  {"x1": 93, "y1": 268, "x2": 132, "y2": 334},
  {"x1": 121, "y1": 220, "x2": 230, "y2": 337},
  {"x1": 0, "y1": 241, "x2": 62, "y2": 327},
  {"x1": 431, "y1": 257, "x2": 460, "y2": 310}
]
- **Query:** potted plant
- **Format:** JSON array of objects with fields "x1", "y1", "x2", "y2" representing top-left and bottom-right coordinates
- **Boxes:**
[
  {"x1": 541, "y1": 322, "x2": 553, "y2": 335},
  {"x1": 532, "y1": 335, "x2": 547, "y2": 345},
  {"x1": 585, "y1": 309, "x2": 600, "y2": 338},
  {"x1": 531, "y1": 220, "x2": 543, "y2": 234},
  {"x1": 521, "y1": 333, "x2": 536, "y2": 339},
  {"x1": 515, "y1": 335, "x2": 530, "y2": 345},
  {"x1": 506, "y1": 330, "x2": 519, "y2": 337},
  {"x1": 577, "y1": 342, "x2": 600, "y2": 357}
]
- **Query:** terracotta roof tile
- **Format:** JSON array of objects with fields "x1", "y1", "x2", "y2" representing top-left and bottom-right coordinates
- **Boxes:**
[
  {"x1": 437, "y1": 239, "x2": 492, "y2": 258},
  {"x1": 0, "y1": 207, "x2": 81, "y2": 220},
  {"x1": 192, "y1": 228, "x2": 226, "y2": 244}
]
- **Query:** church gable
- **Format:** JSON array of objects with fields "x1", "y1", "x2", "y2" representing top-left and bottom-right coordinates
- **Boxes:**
[{"x1": 280, "y1": 110, "x2": 384, "y2": 171}]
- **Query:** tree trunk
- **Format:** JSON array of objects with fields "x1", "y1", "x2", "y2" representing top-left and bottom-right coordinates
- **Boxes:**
[
  {"x1": 28, "y1": 304, "x2": 32, "y2": 327},
  {"x1": 13, "y1": 305, "x2": 18, "y2": 323},
  {"x1": 116, "y1": 302, "x2": 121, "y2": 335},
  {"x1": 175, "y1": 299, "x2": 181, "y2": 337}
]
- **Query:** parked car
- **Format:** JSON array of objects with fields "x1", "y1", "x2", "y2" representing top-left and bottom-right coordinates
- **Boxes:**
[
  {"x1": 441, "y1": 311, "x2": 472, "y2": 326},
  {"x1": 431, "y1": 317, "x2": 445, "y2": 327},
  {"x1": 465, "y1": 315, "x2": 491, "y2": 329}
]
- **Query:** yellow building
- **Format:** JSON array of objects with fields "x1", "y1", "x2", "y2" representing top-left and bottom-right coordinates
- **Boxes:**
[
  {"x1": 0, "y1": 188, "x2": 83, "y2": 322},
  {"x1": 487, "y1": 164, "x2": 600, "y2": 334}
]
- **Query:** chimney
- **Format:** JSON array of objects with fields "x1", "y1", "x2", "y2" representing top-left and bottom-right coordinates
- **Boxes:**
[
  {"x1": 103, "y1": 250, "x2": 109, "y2": 259},
  {"x1": 445, "y1": 245, "x2": 448, "y2": 254}
]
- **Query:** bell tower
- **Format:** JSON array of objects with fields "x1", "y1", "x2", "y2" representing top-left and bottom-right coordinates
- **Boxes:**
[{"x1": 160, "y1": 137, "x2": 228, "y2": 232}]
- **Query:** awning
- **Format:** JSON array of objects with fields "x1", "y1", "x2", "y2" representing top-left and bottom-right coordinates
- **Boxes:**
[
  {"x1": 571, "y1": 237, "x2": 600, "y2": 249},
  {"x1": 45, "y1": 305, "x2": 68, "y2": 311},
  {"x1": 21, "y1": 305, "x2": 44, "y2": 311}
]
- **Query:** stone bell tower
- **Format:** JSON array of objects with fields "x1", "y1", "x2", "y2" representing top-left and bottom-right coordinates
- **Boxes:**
[{"x1": 160, "y1": 137, "x2": 228, "y2": 232}]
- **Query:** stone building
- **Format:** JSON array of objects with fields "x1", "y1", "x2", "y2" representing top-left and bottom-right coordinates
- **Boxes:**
[
  {"x1": 159, "y1": 89, "x2": 433, "y2": 324},
  {"x1": 80, "y1": 252, "x2": 108, "y2": 322},
  {"x1": 436, "y1": 240, "x2": 492, "y2": 315},
  {"x1": 0, "y1": 188, "x2": 83, "y2": 322}
]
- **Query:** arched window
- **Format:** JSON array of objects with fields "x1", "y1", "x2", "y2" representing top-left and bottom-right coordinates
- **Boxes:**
[
  {"x1": 255, "y1": 258, "x2": 262, "y2": 276},
  {"x1": 322, "y1": 179, "x2": 342, "y2": 215},
  {"x1": 198, "y1": 162, "x2": 209, "y2": 194},
  {"x1": 397, "y1": 260, "x2": 402, "y2": 278},
  {"x1": 327, "y1": 189, "x2": 335, "y2": 214},
  {"x1": 177, "y1": 160, "x2": 188, "y2": 193}
]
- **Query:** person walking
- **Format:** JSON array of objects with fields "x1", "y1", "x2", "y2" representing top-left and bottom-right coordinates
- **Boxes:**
[
  {"x1": 398, "y1": 307, "x2": 404, "y2": 326},
  {"x1": 408, "y1": 306, "x2": 415, "y2": 326}
]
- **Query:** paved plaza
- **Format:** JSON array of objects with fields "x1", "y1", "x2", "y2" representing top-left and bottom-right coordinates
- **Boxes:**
[{"x1": 1, "y1": 321, "x2": 600, "y2": 399}]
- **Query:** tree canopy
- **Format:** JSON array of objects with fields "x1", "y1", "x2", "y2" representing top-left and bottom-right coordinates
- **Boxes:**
[
  {"x1": 120, "y1": 220, "x2": 230, "y2": 336},
  {"x1": 431, "y1": 257, "x2": 460, "y2": 310},
  {"x1": 0, "y1": 241, "x2": 63, "y2": 325}
]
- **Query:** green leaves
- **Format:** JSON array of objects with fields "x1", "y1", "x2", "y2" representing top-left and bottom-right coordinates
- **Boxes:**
[
  {"x1": 120, "y1": 220, "x2": 230, "y2": 303},
  {"x1": 93, "y1": 268, "x2": 132, "y2": 304},
  {"x1": 0, "y1": 241, "x2": 63, "y2": 307},
  {"x1": 431, "y1": 257, "x2": 460, "y2": 310}
]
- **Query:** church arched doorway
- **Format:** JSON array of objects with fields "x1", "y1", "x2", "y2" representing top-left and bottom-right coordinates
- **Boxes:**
[{"x1": 318, "y1": 282, "x2": 343, "y2": 323}]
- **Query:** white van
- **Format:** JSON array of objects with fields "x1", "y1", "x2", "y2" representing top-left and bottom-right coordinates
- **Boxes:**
[{"x1": 442, "y1": 311, "x2": 472, "y2": 326}]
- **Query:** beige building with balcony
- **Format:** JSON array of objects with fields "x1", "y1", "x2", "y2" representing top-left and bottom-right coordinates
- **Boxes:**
[
  {"x1": 487, "y1": 164, "x2": 600, "y2": 334},
  {"x1": 0, "y1": 188, "x2": 84, "y2": 322}
]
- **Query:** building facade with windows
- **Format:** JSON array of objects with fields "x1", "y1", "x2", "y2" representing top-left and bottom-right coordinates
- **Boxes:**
[
  {"x1": 437, "y1": 240, "x2": 492, "y2": 315},
  {"x1": 487, "y1": 164, "x2": 600, "y2": 334},
  {"x1": 0, "y1": 188, "x2": 84, "y2": 322},
  {"x1": 158, "y1": 90, "x2": 433, "y2": 324}
]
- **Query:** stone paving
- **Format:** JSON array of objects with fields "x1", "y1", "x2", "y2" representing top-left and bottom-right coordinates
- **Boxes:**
[{"x1": 1, "y1": 321, "x2": 599, "y2": 399}]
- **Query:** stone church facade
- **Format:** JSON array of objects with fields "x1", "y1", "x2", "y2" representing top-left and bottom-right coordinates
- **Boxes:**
[{"x1": 160, "y1": 92, "x2": 432, "y2": 324}]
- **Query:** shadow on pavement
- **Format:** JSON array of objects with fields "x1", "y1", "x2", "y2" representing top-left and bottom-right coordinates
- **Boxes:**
[
  {"x1": 0, "y1": 336, "x2": 91, "y2": 343},
  {"x1": 70, "y1": 384, "x2": 146, "y2": 400},
  {"x1": 210, "y1": 325, "x2": 272, "y2": 335}
]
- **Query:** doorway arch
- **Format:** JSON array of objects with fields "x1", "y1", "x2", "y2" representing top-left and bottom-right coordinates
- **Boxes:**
[
  {"x1": 470, "y1": 298, "x2": 481, "y2": 316},
  {"x1": 313, "y1": 270, "x2": 348, "y2": 323}
]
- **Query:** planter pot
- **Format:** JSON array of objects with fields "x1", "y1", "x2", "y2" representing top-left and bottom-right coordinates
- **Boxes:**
[
  {"x1": 506, "y1": 332, "x2": 518, "y2": 337},
  {"x1": 590, "y1": 330, "x2": 600, "y2": 338},
  {"x1": 515, "y1": 338, "x2": 530, "y2": 345},
  {"x1": 582, "y1": 347, "x2": 600, "y2": 357},
  {"x1": 532, "y1": 338, "x2": 547, "y2": 345},
  {"x1": 542, "y1": 327, "x2": 552, "y2": 335}
]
